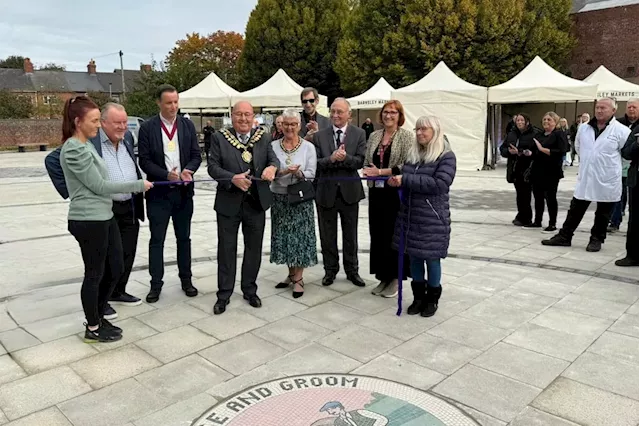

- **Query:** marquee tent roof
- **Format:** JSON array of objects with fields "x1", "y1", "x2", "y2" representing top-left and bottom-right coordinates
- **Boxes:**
[
  {"x1": 488, "y1": 56, "x2": 598, "y2": 103},
  {"x1": 583, "y1": 65, "x2": 639, "y2": 101},
  {"x1": 347, "y1": 77, "x2": 395, "y2": 109},
  {"x1": 232, "y1": 69, "x2": 328, "y2": 108},
  {"x1": 178, "y1": 72, "x2": 239, "y2": 109}
]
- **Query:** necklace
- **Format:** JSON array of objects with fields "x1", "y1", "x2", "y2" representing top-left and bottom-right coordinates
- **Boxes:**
[{"x1": 280, "y1": 138, "x2": 302, "y2": 165}]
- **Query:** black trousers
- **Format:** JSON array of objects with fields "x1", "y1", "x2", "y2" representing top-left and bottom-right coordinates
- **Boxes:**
[
  {"x1": 100, "y1": 200, "x2": 140, "y2": 297},
  {"x1": 559, "y1": 197, "x2": 614, "y2": 243},
  {"x1": 514, "y1": 180, "x2": 533, "y2": 224},
  {"x1": 626, "y1": 185, "x2": 638, "y2": 261},
  {"x1": 533, "y1": 180, "x2": 559, "y2": 226},
  {"x1": 147, "y1": 189, "x2": 194, "y2": 290},
  {"x1": 368, "y1": 188, "x2": 408, "y2": 281},
  {"x1": 216, "y1": 197, "x2": 265, "y2": 301},
  {"x1": 69, "y1": 218, "x2": 123, "y2": 326},
  {"x1": 317, "y1": 190, "x2": 359, "y2": 275}
]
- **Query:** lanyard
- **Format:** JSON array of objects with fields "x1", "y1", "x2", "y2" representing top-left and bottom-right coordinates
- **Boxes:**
[{"x1": 160, "y1": 121, "x2": 177, "y2": 140}]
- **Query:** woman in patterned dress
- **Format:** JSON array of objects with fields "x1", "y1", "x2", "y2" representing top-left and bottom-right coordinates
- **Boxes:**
[{"x1": 270, "y1": 109, "x2": 318, "y2": 298}]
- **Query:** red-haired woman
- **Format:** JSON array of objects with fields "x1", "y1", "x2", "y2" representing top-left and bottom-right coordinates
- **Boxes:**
[
  {"x1": 59, "y1": 96, "x2": 152, "y2": 343},
  {"x1": 362, "y1": 100, "x2": 412, "y2": 298}
]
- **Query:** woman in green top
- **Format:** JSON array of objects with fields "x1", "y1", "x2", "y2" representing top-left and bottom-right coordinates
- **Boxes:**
[{"x1": 59, "y1": 96, "x2": 152, "y2": 343}]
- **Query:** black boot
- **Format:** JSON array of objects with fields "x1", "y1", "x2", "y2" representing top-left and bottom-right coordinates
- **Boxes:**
[
  {"x1": 407, "y1": 281, "x2": 426, "y2": 315},
  {"x1": 421, "y1": 286, "x2": 442, "y2": 317}
]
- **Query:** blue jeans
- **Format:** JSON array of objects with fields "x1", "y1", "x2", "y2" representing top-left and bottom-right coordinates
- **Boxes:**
[
  {"x1": 409, "y1": 257, "x2": 441, "y2": 287},
  {"x1": 610, "y1": 177, "x2": 628, "y2": 228}
]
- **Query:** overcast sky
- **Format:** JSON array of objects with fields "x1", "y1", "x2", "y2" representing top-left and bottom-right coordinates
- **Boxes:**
[{"x1": 1, "y1": 0, "x2": 258, "y2": 72}]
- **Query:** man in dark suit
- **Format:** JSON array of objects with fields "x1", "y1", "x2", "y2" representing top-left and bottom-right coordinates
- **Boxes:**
[
  {"x1": 203, "y1": 120, "x2": 215, "y2": 155},
  {"x1": 300, "y1": 87, "x2": 331, "y2": 142},
  {"x1": 44, "y1": 102, "x2": 146, "y2": 319},
  {"x1": 138, "y1": 84, "x2": 202, "y2": 303},
  {"x1": 314, "y1": 98, "x2": 367, "y2": 287},
  {"x1": 208, "y1": 101, "x2": 278, "y2": 315}
]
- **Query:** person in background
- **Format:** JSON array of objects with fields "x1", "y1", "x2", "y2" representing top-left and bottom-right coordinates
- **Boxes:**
[
  {"x1": 362, "y1": 117, "x2": 375, "y2": 141},
  {"x1": 270, "y1": 109, "x2": 318, "y2": 298},
  {"x1": 59, "y1": 96, "x2": 151, "y2": 343},
  {"x1": 559, "y1": 117, "x2": 571, "y2": 167},
  {"x1": 569, "y1": 114, "x2": 581, "y2": 166},
  {"x1": 363, "y1": 100, "x2": 412, "y2": 298},
  {"x1": 524, "y1": 112, "x2": 566, "y2": 233},
  {"x1": 137, "y1": 84, "x2": 202, "y2": 303},
  {"x1": 272, "y1": 115, "x2": 284, "y2": 140},
  {"x1": 543, "y1": 98, "x2": 631, "y2": 252},
  {"x1": 609, "y1": 99, "x2": 639, "y2": 232},
  {"x1": 500, "y1": 113, "x2": 536, "y2": 227},
  {"x1": 616, "y1": 127, "x2": 639, "y2": 266},
  {"x1": 300, "y1": 87, "x2": 331, "y2": 142},
  {"x1": 505, "y1": 115, "x2": 517, "y2": 135},
  {"x1": 389, "y1": 115, "x2": 456, "y2": 318},
  {"x1": 203, "y1": 120, "x2": 215, "y2": 156}
]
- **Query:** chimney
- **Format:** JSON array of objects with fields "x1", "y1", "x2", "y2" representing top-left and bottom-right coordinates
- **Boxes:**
[
  {"x1": 87, "y1": 59, "x2": 96, "y2": 75},
  {"x1": 23, "y1": 58, "x2": 34, "y2": 74},
  {"x1": 140, "y1": 64, "x2": 152, "y2": 73}
]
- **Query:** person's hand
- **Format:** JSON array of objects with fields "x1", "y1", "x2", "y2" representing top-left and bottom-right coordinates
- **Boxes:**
[
  {"x1": 261, "y1": 165, "x2": 277, "y2": 182},
  {"x1": 232, "y1": 171, "x2": 252, "y2": 192},
  {"x1": 508, "y1": 144, "x2": 518, "y2": 155},
  {"x1": 534, "y1": 139, "x2": 543, "y2": 151},
  {"x1": 143, "y1": 180, "x2": 154, "y2": 192},
  {"x1": 180, "y1": 169, "x2": 194, "y2": 185},
  {"x1": 331, "y1": 145, "x2": 347, "y2": 162},
  {"x1": 388, "y1": 175, "x2": 402, "y2": 187},
  {"x1": 363, "y1": 165, "x2": 379, "y2": 177},
  {"x1": 523, "y1": 149, "x2": 532, "y2": 157},
  {"x1": 167, "y1": 167, "x2": 180, "y2": 181},
  {"x1": 307, "y1": 121, "x2": 319, "y2": 132},
  {"x1": 287, "y1": 165, "x2": 300, "y2": 175}
]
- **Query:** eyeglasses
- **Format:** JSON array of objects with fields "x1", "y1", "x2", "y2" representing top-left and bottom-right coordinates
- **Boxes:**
[
  {"x1": 382, "y1": 111, "x2": 399, "y2": 116},
  {"x1": 282, "y1": 122, "x2": 299, "y2": 127},
  {"x1": 302, "y1": 99, "x2": 316, "y2": 104},
  {"x1": 233, "y1": 112, "x2": 253, "y2": 118}
]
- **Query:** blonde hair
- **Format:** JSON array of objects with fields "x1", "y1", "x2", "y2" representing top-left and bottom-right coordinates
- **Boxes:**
[
  {"x1": 408, "y1": 115, "x2": 449, "y2": 164},
  {"x1": 543, "y1": 111, "x2": 561, "y2": 129}
]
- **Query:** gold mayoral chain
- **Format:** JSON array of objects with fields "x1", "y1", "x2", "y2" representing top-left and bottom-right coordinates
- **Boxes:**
[
  {"x1": 221, "y1": 128, "x2": 265, "y2": 164},
  {"x1": 280, "y1": 138, "x2": 302, "y2": 165}
]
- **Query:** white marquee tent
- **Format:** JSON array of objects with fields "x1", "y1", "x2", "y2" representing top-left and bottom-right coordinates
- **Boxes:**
[
  {"x1": 488, "y1": 56, "x2": 598, "y2": 103},
  {"x1": 178, "y1": 72, "x2": 239, "y2": 110},
  {"x1": 347, "y1": 77, "x2": 395, "y2": 110},
  {"x1": 392, "y1": 61, "x2": 488, "y2": 171},
  {"x1": 232, "y1": 69, "x2": 328, "y2": 108},
  {"x1": 584, "y1": 65, "x2": 639, "y2": 101}
]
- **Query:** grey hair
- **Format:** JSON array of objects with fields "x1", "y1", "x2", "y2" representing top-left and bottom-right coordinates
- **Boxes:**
[
  {"x1": 407, "y1": 115, "x2": 449, "y2": 164},
  {"x1": 101, "y1": 102, "x2": 126, "y2": 120},
  {"x1": 597, "y1": 97, "x2": 618, "y2": 110},
  {"x1": 331, "y1": 97, "x2": 351, "y2": 112},
  {"x1": 281, "y1": 109, "x2": 300, "y2": 122},
  {"x1": 628, "y1": 98, "x2": 639, "y2": 104}
]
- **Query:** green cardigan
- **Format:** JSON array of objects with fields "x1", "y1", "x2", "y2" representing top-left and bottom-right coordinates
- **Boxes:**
[{"x1": 60, "y1": 137, "x2": 145, "y2": 221}]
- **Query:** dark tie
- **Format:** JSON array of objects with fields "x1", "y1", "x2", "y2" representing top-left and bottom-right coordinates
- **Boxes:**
[{"x1": 334, "y1": 130, "x2": 343, "y2": 149}]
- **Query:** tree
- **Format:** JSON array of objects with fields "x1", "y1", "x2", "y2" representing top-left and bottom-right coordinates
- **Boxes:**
[
  {"x1": 165, "y1": 31, "x2": 244, "y2": 89},
  {"x1": 238, "y1": 0, "x2": 350, "y2": 101},
  {"x1": 335, "y1": 0, "x2": 575, "y2": 94},
  {"x1": 0, "y1": 55, "x2": 25, "y2": 69},
  {"x1": 123, "y1": 62, "x2": 169, "y2": 118},
  {"x1": 87, "y1": 91, "x2": 112, "y2": 109},
  {"x1": 39, "y1": 63, "x2": 66, "y2": 71},
  {"x1": 0, "y1": 90, "x2": 33, "y2": 118}
]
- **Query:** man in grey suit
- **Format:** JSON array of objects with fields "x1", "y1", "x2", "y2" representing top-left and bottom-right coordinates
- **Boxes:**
[
  {"x1": 314, "y1": 98, "x2": 367, "y2": 287},
  {"x1": 300, "y1": 87, "x2": 331, "y2": 141},
  {"x1": 208, "y1": 101, "x2": 278, "y2": 315}
]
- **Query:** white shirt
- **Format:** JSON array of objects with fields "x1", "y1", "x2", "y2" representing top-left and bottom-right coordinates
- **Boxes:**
[
  {"x1": 574, "y1": 118, "x2": 631, "y2": 202},
  {"x1": 99, "y1": 129, "x2": 139, "y2": 201},
  {"x1": 160, "y1": 115, "x2": 181, "y2": 174},
  {"x1": 332, "y1": 124, "x2": 348, "y2": 147}
]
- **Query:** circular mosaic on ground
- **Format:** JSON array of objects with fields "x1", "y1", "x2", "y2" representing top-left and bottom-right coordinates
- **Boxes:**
[{"x1": 192, "y1": 374, "x2": 479, "y2": 426}]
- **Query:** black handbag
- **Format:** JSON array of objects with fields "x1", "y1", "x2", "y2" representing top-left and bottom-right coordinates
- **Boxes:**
[
  {"x1": 506, "y1": 157, "x2": 517, "y2": 184},
  {"x1": 287, "y1": 176, "x2": 315, "y2": 205},
  {"x1": 523, "y1": 161, "x2": 533, "y2": 183}
]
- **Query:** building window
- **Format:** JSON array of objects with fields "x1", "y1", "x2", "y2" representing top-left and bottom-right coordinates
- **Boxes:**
[
  {"x1": 627, "y1": 66, "x2": 636, "y2": 74},
  {"x1": 43, "y1": 95, "x2": 52, "y2": 105},
  {"x1": 586, "y1": 59, "x2": 593, "y2": 65}
]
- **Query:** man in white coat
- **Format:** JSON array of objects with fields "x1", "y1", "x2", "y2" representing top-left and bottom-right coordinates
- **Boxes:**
[{"x1": 543, "y1": 97, "x2": 631, "y2": 252}]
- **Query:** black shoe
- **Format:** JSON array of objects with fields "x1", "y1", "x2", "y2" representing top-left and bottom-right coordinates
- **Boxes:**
[
  {"x1": 243, "y1": 294, "x2": 262, "y2": 308},
  {"x1": 276, "y1": 275, "x2": 294, "y2": 289},
  {"x1": 103, "y1": 304, "x2": 118, "y2": 320},
  {"x1": 542, "y1": 234, "x2": 571, "y2": 247},
  {"x1": 512, "y1": 219, "x2": 527, "y2": 227},
  {"x1": 615, "y1": 257, "x2": 639, "y2": 267},
  {"x1": 542, "y1": 225, "x2": 557, "y2": 234},
  {"x1": 213, "y1": 299, "x2": 229, "y2": 315},
  {"x1": 146, "y1": 289, "x2": 161, "y2": 304},
  {"x1": 84, "y1": 324, "x2": 122, "y2": 343},
  {"x1": 607, "y1": 225, "x2": 619, "y2": 233},
  {"x1": 182, "y1": 283, "x2": 198, "y2": 298},
  {"x1": 322, "y1": 272, "x2": 337, "y2": 286},
  {"x1": 101, "y1": 318, "x2": 122, "y2": 334},
  {"x1": 346, "y1": 273, "x2": 366, "y2": 287},
  {"x1": 407, "y1": 281, "x2": 426, "y2": 315},
  {"x1": 421, "y1": 286, "x2": 442, "y2": 318},
  {"x1": 522, "y1": 223, "x2": 542, "y2": 229},
  {"x1": 109, "y1": 292, "x2": 142, "y2": 306},
  {"x1": 292, "y1": 279, "x2": 304, "y2": 299},
  {"x1": 586, "y1": 238, "x2": 602, "y2": 252}
]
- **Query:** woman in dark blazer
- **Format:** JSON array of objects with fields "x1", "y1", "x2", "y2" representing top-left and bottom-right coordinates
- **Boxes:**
[{"x1": 389, "y1": 115, "x2": 456, "y2": 318}]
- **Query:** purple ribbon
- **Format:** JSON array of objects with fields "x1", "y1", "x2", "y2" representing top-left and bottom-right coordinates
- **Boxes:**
[{"x1": 152, "y1": 175, "x2": 406, "y2": 315}]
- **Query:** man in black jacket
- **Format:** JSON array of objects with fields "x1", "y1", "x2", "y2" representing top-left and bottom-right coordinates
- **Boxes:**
[
  {"x1": 137, "y1": 84, "x2": 202, "y2": 303},
  {"x1": 203, "y1": 120, "x2": 215, "y2": 155},
  {"x1": 208, "y1": 101, "x2": 278, "y2": 315},
  {"x1": 300, "y1": 87, "x2": 331, "y2": 141}
]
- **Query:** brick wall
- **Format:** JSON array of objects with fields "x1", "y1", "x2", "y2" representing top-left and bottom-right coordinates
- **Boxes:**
[
  {"x1": 0, "y1": 119, "x2": 62, "y2": 148},
  {"x1": 570, "y1": 5, "x2": 639, "y2": 82}
]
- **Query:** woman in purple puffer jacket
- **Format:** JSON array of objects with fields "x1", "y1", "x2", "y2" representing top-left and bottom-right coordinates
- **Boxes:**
[{"x1": 389, "y1": 115, "x2": 456, "y2": 318}]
